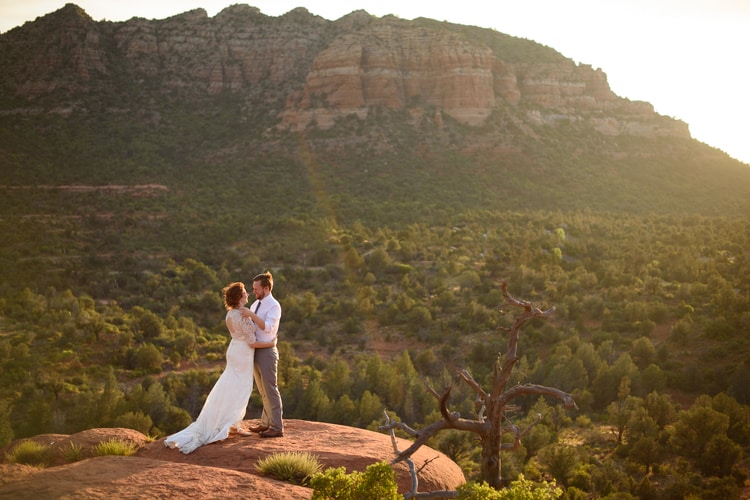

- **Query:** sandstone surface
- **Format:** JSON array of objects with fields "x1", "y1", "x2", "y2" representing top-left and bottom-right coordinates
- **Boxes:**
[{"x1": 0, "y1": 419, "x2": 465, "y2": 499}]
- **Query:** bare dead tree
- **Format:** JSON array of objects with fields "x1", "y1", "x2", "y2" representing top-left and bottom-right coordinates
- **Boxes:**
[{"x1": 381, "y1": 281, "x2": 578, "y2": 494}]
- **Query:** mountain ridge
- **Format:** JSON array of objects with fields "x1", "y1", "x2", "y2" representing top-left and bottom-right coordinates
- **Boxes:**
[
  {"x1": 3, "y1": 3, "x2": 747, "y2": 221},
  {"x1": 1, "y1": 3, "x2": 688, "y2": 139}
]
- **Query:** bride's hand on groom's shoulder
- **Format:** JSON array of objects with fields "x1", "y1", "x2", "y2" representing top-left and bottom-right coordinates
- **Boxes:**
[{"x1": 238, "y1": 306, "x2": 253, "y2": 317}]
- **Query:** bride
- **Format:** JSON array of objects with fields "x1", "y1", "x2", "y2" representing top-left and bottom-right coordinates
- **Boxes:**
[{"x1": 164, "y1": 281, "x2": 268, "y2": 454}]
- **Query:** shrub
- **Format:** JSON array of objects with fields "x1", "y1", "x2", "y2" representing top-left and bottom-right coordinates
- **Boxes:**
[
  {"x1": 256, "y1": 451, "x2": 323, "y2": 486},
  {"x1": 112, "y1": 410, "x2": 154, "y2": 435},
  {"x1": 310, "y1": 461, "x2": 399, "y2": 500},
  {"x1": 133, "y1": 343, "x2": 164, "y2": 373},
  {"x1": 456, "y1": 475, "x2": 562, "y2": 499},
  {"x1": 4, "y1": 440, "x2": 51, "y2": 466},
  {"x1": 58, "y1": 441, "x2": 84, "y2": 462},
  {"x1": 91, "y1": 438, "x2": 137, "y2": 456}
]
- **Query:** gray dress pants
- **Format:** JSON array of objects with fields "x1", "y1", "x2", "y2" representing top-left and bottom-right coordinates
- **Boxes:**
[{"x1": 254, "y1": 346, "x2": 283, "y2": 431}]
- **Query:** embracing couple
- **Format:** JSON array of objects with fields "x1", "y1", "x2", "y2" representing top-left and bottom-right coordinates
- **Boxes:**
[{"x1": 164, "y1": 272, "x2": 283, "y2": 454}]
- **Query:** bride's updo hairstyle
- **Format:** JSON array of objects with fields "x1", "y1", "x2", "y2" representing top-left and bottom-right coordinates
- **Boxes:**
[{"x1": 222, "y1": 282, "x2": 245, "y2": 310}]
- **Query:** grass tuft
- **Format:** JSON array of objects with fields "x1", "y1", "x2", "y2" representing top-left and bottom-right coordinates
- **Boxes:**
[
  {"x1": 4, "y1": 440, "x2": 50, "y2": 467},
  {"x1": 91, "y1": 438, "x2": 138, "y2": 456},
  {"x1": 256, "y1": 451, "x2": 323, "y2": 486},
  {"x1": 58, "y1": 441, "x2": 84, "y2": 462}
]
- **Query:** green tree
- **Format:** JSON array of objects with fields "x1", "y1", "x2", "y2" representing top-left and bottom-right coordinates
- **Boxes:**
[
  {"x1": 670, "y1": 400, "x2": 729, "y2": 458},
  {"x1": 0, "y1": 399, "x2": 14, "y2": 447},
  {"x1": 711, "y1": 392, "x2": 750, "y2": 446},
  {"x1": 133, "y1": 343, "x2": 164, "y2": 373},
  {"x1": 696, "y1": 434, "x2": 742, "y2": 477},
  {"x1": 537, "y1": 444, "x2": 579, "y2": 487},
  {"x1": 631, "y1": 337, "x2": 656, "y2": 370},
  {"x1": 323, "y1": 356, "x2": 352, "y2": 400},
  {"x1": 358, "y1": 390, "x2": 384, "y2": 426},
  {"x1": 642, "y1": 391, "x2": 678, "y2": 430},
  {"x1": 328, "y1": 395, "x2": 358, "y2": 425},
  {"x1": 628, "y1": 436, "x2": 661, "y2": 473},
  {"x1": 113, "y1": 411, "x2": 154, "y2": 435},
  {"x1": 91, "y1": 367, "x2": 125, "y2": 427},
  {"x1": 343, "y1": 247, "x2": 364, "y2": 275},
  {"x1": 366, "y1": 247, "x2": 391, "y2": 274},
  {"x1": 606, "y1": 378, "x2": 638, "y2": 444},
  {"x1": 133, "y1": 308, "x2": 166, "y2": 340},
  {"x1": 625, "y1": 406, "x2": 658, "y2": 443},
  {"x1": 300, "y1": 379, "x2": 331, "y2": 421},
  {"x1": 639, "y1": 364, "x2": 666, "y2": 394}
]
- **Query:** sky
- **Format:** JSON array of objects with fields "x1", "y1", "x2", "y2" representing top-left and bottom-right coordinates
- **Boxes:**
[{"x1": 1, "y1": 1, "x2": 749, "y2": 165}]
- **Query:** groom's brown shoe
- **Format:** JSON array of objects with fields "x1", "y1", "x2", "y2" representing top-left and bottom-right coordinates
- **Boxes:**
[
  {"x1": 248, "y1": 424, "x2": 269, "y2": 433},
  {"x1": 259, "y1": 429, "x2": 284, "y2": 438}
]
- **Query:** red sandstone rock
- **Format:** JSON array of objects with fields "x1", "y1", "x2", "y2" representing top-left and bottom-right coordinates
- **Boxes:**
[
  {"x1": 0, "y1": 5, "x2": 689, "y2": 140},
  {"x1": 0, "y1": 420, "x2": 465, "y2": 499}
]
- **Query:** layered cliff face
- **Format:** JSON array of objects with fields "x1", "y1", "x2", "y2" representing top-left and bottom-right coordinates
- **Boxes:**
[
  {"x1": 278, "y1": 20, "x2": 500, "y2": 129},
  {"x1": 0, "y1": 3, "x2": 688, "y2": 141}
]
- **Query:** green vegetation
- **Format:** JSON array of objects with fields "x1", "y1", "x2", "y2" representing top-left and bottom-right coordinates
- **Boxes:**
[
  {"x1": 1, "y1": 13, "x2": 750, "y2": 496},
  {"x1": 310, "y1": 462, "x2": 400, "y2": 500},
  {"x1": 1, "y1": 205, "x2": 749, "y2": 497},
  {"x1": 457, "y1": 475, "x2": 562, "y2": 499},
  {"x1": 256, "y1": 451, "x2": 324, "y2": 486},
  {"x1": 91, "y1": 438, "x2": 138, "y2": 457},
  {"x1": 58, "y1": 441, "x2": 84, "y2": 462},
  {"x1": 4, "y1": 440, "x2": 50, "y2": 466}
]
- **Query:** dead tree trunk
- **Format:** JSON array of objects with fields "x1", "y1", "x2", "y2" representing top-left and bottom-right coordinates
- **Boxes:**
[{"x1": 383, "y1": 281, "x2": 577, "y2": 494}]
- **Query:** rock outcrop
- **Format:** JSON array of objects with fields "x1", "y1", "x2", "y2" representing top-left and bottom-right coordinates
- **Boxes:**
[
  {"x1": 0, "y1": 420, "x2": 465, "y2": 498},
  {"x1": 0, "y1": 3, "x2": 689, "y2": 140}
]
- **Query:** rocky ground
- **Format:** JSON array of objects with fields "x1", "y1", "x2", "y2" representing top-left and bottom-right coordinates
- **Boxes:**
[{"x1": 0, "y1": 419, "x2": 465, "y2": 499}]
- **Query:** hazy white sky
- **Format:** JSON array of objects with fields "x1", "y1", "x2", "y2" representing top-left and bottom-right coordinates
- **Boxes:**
[{"x1": 2, "y1": 1, "x2": 749, "y2": 165}]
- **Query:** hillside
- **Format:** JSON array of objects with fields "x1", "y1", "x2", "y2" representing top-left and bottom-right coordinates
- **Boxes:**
[
  {"x1": 0, "y1": 4, "x2": 749, "y2": 499},
  {"x1": 1, "y1": 4, "x2": 748, "y2": 219},
  {"x1": 1, "y1": 3, "x2": 748, "y2": 286}
]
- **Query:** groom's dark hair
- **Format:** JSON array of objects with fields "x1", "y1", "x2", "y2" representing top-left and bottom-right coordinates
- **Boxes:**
[{"x1": 253, "y1": 271, "x2": 273, "y2": 291}]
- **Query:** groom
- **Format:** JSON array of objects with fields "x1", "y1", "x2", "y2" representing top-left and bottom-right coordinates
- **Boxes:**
[{"x1": 246, "y1": 271, "x2": 284, "y2": 438}]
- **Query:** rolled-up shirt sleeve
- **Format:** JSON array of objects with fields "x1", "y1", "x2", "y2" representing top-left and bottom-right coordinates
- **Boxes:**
[{"x1": 256, "y1": 301, "x2": 281, "y2": 343}]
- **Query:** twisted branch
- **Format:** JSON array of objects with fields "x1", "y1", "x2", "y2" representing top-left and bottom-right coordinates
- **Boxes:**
[{"x1": 380, "y1": 281, "x2": 575, "y2": 496}]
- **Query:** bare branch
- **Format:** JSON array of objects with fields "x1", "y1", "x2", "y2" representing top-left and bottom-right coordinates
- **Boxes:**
[
  {"x1": 438, "y1": 385, "x2": 457, "y2": 423},
  {"x1": 424, "y1": 377, "x2": 443, "y2": 399},
  {"x1": 416, "y1": 455, "x2": 442, "y2": 475},
  {"x1": 500, "y1": 412, "x2": 543, "y2": 451},
  {"x1": 458, "y1": 369, "x2": 489, "y2": 400},
  {"x1": 382, "y1": 282, "x2": 572, "y2": 493},
  {"x1": 519, "y1": 412, "x2": 543, "y2": 439},
  {"x1": 500, "y1": 281, "x2": 556, "y2": 318},
  {"x1": 384, "y1": 411, "x2": 419, "y2": 497},
  {"x1": 476, "y1": 402, "x2": 486, "y2": 422},
  {"x1": 407, "y1": 491, "x2": 460, "y2": 499},
  {"x1": 498, "y1": 384, "x2": 578, "y2": 410},
  {"x1": 380, "y1": 419, "x2": 422, "y2": 439},
  {"x1": 388, "y1": 419, "x2": 449, "y2": 464},
  {"x1": 500, "y1": 418, "x2": 521, "y2": 451},
  {"x1": 492, "y1": 282, "x2": 556, "y2": 399}
]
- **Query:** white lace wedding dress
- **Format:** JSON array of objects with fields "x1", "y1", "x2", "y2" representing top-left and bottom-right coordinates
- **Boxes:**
[{"x1": 164, "y1": 308, "x2": 255, "y2": 454}]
